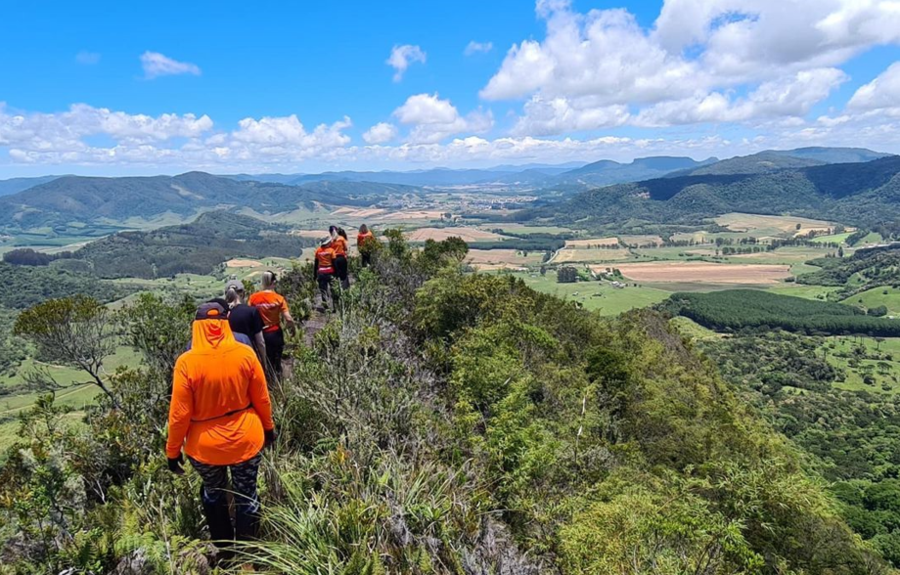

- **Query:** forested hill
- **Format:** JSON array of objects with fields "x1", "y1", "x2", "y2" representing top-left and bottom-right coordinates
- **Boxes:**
[
  {"x1": 65, "y1": 210, "x2": 314, "y2": 278},
  {"x1": 539, "y1": 155, "x2": 900, "y2": 229},
  {"x1": 0, "y1": 171, "x2": 414, "y2": 230},
  {"x1": 0, "y1": 233, "x2": 890, "y2": 573}
]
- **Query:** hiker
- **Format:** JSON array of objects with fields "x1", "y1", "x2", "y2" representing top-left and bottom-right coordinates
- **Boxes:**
[
  {"x1": 225, "y1": 280, "x2": 266, "y2": 365},
  {"x1": 248, "y1": 271, "x2": 294, "y2": 379},
  {"x1": 330, "y1": 225, "x2": 350, "y2": 289},
  {"x1": 314, "y1": 237, "x2": 336, "y2": 310},
  {"x1": 357, "y1": 224, "x2": 374, "y2": 267},
  {"x1": 187, "y1": 298, "x2": 253, "y2": 350},
  {"x1": 166, "y1": 301, "x2": 275, "y2": 558}
]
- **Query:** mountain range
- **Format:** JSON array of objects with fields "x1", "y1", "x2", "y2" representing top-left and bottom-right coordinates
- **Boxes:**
[
  {"x1": 0, "y1": 172, "x2": 416, "y2": 230},
  {"x1": 0, "y1": 147, "x2": 894, "y2": 233},
  {"x1": 541, "y1": 154, "x2": 900, "y2": 230}
]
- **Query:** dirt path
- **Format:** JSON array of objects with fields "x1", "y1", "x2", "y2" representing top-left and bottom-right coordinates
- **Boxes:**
[{"x1": 301, "y1": 310, "x2": 329, "y2": 347}]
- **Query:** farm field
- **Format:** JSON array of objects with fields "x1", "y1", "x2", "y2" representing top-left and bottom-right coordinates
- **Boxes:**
[
  {"x1": 478, "y1": 223, "x2": 576, "y2": 235},
  {"x1": 407, "y1": 227, "x2": 508, "y2": 242},
  {"x1": 564, "y1": 237, "x2": 619, "y2": 248},
  {"x1": 843, "y1": 286, "x2": 900, "y2": 315},
  {"x1": 603, "y1": 261, "x2": 792, "y2": 284},
  {"x1": 714, "y1": 212, "x2": 839, "y2": 236},
  {"x1": 553, "y1": 247, "x2": 631, "y2": 263},
  {"x1": 465, "y1": 249, "x2": 544, "y2": 271},
  {"x1": 512, "y1": 271, "x2": 671, "y2": 315}
]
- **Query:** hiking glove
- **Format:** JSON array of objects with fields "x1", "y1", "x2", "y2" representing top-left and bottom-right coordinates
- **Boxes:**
[
  {"x1": 264, "y1": 428, "x2": 277, "y2": 448},
  {"x1": 167, "y1": 454, "x2": 185, "y2": 475}
]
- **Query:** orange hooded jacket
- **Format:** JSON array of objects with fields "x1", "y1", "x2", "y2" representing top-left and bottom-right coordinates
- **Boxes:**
[{"x1": 166, "y1": 317, "x2": 274, "y2": 465}]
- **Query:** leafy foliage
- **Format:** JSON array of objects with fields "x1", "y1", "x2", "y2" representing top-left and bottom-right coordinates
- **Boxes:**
[
  {"x1": 72, "y1": 211, "x2": 316, "y2": 279},
  {"x1": 664, "y1": 289, "x2": 900, "y2": 336},
  {"x1": 0, "y1": 262, "x2": 133, "y2": 309},
  {"x1": 0, "y1": 234, "x2": 889, "y2": 574}
]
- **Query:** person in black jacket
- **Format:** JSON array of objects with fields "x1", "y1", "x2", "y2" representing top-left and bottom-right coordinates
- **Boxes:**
[{"x1": 224, "y1": 280, "x2": 266, "y2": 364}]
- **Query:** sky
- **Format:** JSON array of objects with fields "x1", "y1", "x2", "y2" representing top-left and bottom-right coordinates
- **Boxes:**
[{"x1": 2, "y1": 0, "x2": 900, "y2": 177}]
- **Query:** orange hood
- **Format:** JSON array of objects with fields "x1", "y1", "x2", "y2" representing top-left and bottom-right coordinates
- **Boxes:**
[{"x1": 190, "y1": 318, "x2": 238, "y2": 353}]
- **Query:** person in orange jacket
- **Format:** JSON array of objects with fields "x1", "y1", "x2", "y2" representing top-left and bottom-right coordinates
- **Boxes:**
[
  {"x1": 248, "y1": 271, "x2": 295, "y2": 380},
  {"x1": 166, "y1": 301, "x2": 275, "y2": 551},
  {"x1": 357, "y1": 224, "x2": 375, "y2": 267},
  {"x1": 314, "y1": 237, "x2": 336, "y2": 310},
  {"x1": 329, "y1": 225, "x2": 350, "y2": 289}
]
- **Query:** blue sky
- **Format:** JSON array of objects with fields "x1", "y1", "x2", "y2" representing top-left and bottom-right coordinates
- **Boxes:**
[{"x1": 2, "y1": 0, "x2": 900, "y2": 176}]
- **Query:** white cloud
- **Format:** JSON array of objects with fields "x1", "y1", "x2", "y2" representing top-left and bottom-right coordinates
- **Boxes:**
[
  {"x1": 362, "y1": 122, "x2": 398, "y2": 144},
  {"x1": 386, "y1": 45, "x2": 426, "y2": 82},
  {"x1": 464, "y1": 41, "x2": 493, "y2": 55},
  {"x1": 140, "y1": 51, "x2": 202, "y2": 79},
  {"x1": 393, "y1": 93, "x2": 493, "y2": 144},
  {"x1": 635, "y1": 68, "x2": 848, "y2": 127},
  {"x1": 75, "y1": 51, "x2": 100, "y2": 65},
  {"x1": 849, "y1": 62, "x2": 900, "y2": 111},
  {"x1": 512, "y1": 96, "x2": 630, "y2": 136},
  {"x1": 482, "y1": 0, "x2": 900, "y2": 137},
  {"x1": 394, "y1": 93, "x2": 459, "y2": 125}
]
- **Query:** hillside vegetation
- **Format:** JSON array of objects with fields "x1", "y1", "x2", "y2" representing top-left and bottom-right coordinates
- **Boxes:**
[
  {"x1": 663, "y1": 289, "x2": 900, "y2": 336},
  {"x1": 72, "y1": 211, "x2": 315, "y2": 279},
  {"x1": 540, "y1": 156, "x2": 900, "y2": 230},
  {"x1": 0, "y1": 172, "x2": 411, "y2": 231},
  {"x1": 0, "y1": 234, "x2": 888, "y2": 574},
  {"x1": 3, "y1": 211, "x2": 315, "y2": 279}
]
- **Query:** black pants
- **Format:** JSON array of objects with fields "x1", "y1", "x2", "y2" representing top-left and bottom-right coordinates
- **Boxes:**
[
  {"x1": 334, "y1": 255, "x2": 349, "y2": 289},
  {"x1": 361, "y1": 252, "x2": 371, "y2": 267},
  {"x1": 263, "y1": 328, "x2": 284, "y2": 378}
]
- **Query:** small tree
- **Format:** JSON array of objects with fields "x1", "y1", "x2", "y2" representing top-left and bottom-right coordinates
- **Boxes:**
[
  {"x1": 15, "y1": 295, "x2": 119, "y2": 405},
  {"x1": 557, "y1": 267, "x2": 578, "y2": 283}
]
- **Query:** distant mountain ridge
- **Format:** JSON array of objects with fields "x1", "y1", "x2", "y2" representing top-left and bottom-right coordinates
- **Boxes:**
[
  {"x1": 0, "y1": 176, "x2": 64, "y2": 196},
  {"x1": 542, "y1": 155, "x2": 900, "y2": 229},
  {"x1": 0, "y1": 171, "x2": 412, "y2": 230}
]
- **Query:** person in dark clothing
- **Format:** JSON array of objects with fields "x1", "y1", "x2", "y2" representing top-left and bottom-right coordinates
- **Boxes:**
[{"x1": 224, "y1": 280, "x2": 266, "y2": 364}]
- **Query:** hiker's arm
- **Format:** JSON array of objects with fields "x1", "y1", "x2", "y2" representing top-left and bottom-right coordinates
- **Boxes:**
[
  {"x1": 166, "y1": 361, "x2": 193, "y2": 459},
  {"x1": 248, "y1": 357, "x2": 274, "y2": 431},
  {"x1": 282, "y1": 301, "x2": 296, "y2": 331},
  {"x1": 254, "y1": 331, "x2": 267, "y2": 364}
]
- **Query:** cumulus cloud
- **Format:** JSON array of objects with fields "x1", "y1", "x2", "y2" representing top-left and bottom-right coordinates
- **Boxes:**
[
  {"x1": 362, "y1": 122, "x2": 398, "y2": 144},
  {"x1": 482, "y1": 0, "x2": 900, "y2": 136},
  {"x1": 464, "y1": 41, "x2": 493, "y2": 55},
  {"x1": 848, "y1": 62, "x2": 900, "y2": 111},
  {"x1": 140, "y1": 51, "x2": 202, "y2": 79},
  {"x1": 393, "y1": 93, "x2": 493, "y2": 144},
  {"x1": 635, "y1": 68, "x2": 848, "y2": 127},
  {"x1": 386, "y1": 45, "x2": 426, "y2": 82},
  {"x1": 75, "y1": 51, "x2": 100, "y2": 65}
]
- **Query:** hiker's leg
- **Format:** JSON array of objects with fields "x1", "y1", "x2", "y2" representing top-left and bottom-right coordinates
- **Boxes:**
[
  {"x1": 336, "y1": 256, "x2": 350, "y2": 289},
  {"x1": 231, "y1": 453, "x2": 263, "y2": 541},
  {"x1": 263, "y1": 329, "x2": 284, "y2": 379},
  {"x1": 189, "y1": 457, "x2": 235, "y2": 545}
]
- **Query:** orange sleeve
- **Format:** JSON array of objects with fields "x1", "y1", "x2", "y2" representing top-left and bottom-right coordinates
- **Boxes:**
[
  {"x1": 248, "y1": 355, "x2": 274, "y2": 431},
  {"x1": 166, "y1": 358, "x2": 194, "y2": 459},
  {"x1": 281, "y1": 294, "x2": 290, "y2": 314}
]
